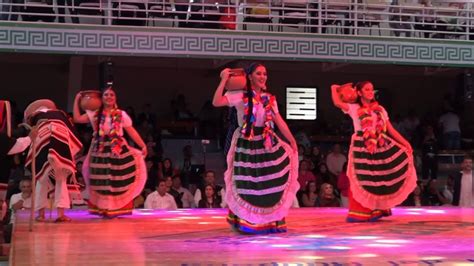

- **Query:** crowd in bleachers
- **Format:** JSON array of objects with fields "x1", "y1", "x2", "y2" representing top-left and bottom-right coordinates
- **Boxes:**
[{"x1": 1, "y1": 0, "x2": 473, "y2": 40}]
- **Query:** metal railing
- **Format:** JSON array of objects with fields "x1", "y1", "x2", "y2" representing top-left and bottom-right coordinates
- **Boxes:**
[{"x1": 1, "y1": 0, "x2": 473, "y2": 40}]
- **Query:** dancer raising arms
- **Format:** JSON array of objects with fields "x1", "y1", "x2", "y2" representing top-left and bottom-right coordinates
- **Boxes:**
[
  {"x1": 73, "y1": 87, "x2": 147, "y2": 218},
  {"x1": 213, "y1": 63, "x2": 299, "y2": 234},
  {"x1": 331, "y1": 81, "x2": 417, "y2": 222}
]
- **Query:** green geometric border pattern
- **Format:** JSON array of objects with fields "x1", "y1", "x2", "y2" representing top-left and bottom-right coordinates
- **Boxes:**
[{"x1": 1, "y1": 23, "x2": 473, "y2": 67}]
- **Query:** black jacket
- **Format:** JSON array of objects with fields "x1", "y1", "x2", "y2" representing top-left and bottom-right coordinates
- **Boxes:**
[{"x1": 452, "y1": 172, "x2": 463, "y2": 206}]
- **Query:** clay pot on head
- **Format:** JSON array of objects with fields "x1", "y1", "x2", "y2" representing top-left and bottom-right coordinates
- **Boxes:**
[
  {"x1": 337, "y1": 83, "x2": 357, "y2": 103},
  {"x1": 226, "y1": 68, "x2": 247, "y2": 91},
  {"x1": 80, "y1": 90, "x2": 102, "y2": 111}
]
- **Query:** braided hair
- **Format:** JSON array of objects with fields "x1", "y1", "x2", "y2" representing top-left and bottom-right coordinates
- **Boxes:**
[{"x1": 244, "y1": 63, "x2": 264, "y2": 137}]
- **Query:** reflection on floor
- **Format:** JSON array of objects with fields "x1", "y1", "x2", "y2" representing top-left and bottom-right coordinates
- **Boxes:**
[{"x1": 11, "y1": 207, "x2": 474, "y2": 265}]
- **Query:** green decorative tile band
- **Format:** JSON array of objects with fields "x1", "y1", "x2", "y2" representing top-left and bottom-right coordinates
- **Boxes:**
[{"x1": 1, "y1": 24, "x2": 473, "y2": 67}]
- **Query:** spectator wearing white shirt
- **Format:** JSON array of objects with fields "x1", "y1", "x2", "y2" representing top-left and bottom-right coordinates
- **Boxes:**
[
  {"x1": 144, "y1": 179, "x2": 177, "y2": 210},
  {"x1": 439, "y1": 108, "x2": 461, "y2": 150},
  {"x1": 3, "y1": 179, "x2": 32, "y2": 243},
  {"x1": 9, "y1": 179, "x2": 32, "y2": 224},
  {"x1": 172, "y1": 175, "x2": 195, "y2": 208},
  {"x1": 326, "y1": 144, "x2": 347, "y2": 177}
]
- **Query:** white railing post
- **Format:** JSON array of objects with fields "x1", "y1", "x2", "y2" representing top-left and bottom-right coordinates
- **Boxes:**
[
  {"x1": 353, "y1": 0, "x2": 358, "y2": 35},
  {"x1": 317, "y1": 0, "x2": 322, "y2": 34},
  {"x1": 107, "y1": 0, "x2": 112, "y2": 25}
]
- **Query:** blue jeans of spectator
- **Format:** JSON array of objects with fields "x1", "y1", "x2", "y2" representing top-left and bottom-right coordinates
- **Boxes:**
[{"x1": 443, "y1": 131, "x2": 461, "y2": 150}]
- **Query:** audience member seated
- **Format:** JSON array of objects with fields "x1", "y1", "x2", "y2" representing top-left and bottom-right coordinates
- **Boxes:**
[
  {"x1": 297, "y1": 144, "x2": 306, "y2": 162},
  {"x1": 57, "y1": 0, "x2": 79, "y2": 24},
  {"x1": 301, "y1": 181, "x2": 318, "y2": 207},
  {"x1": 198, "y1": 184, "x2": 221, "y2": 208},
  {"x1": 144, "y1": 179, "x2": 178, "y2": 210},
  {"x1": 4, "y1": 179, "x2": 32, "y2": 243},
  {"x1": 135, "y1": 188, "x2": 153, "y2": 208},
  {"x1": 315, "y1": 183, "x2": 340, "y2": 207},
  {"x1": 194, "y1": 170, "x2": 226, "y2": 208},
  {"x1": 414, "y1": 0, "x2": 436, "y2": 38},
  {"x1": 337, "y1": 163, "x2": 350, "y2": 207},
  {"x1": 187, "y1": 0, "x2": 221, "y2": 29},
  {"x1": 1, "y1": 119, "x2": 29, "y2": 200},
  {"x1": 134, "y1": 192, "x2": 145, "y2": 208},
  {"x1": 309, "y1": 145, "x2": 324, "y2": 171},
  {"x1": 172, "y1": 175, "x2": 195, "y2": 208},
  {"x1": 16, "y1": 1, "x2": 56, "y2": 22},
  {"x1": 112, "y1": 2, "x2": 146, "y2": 26},
  {"x1": 8, "y1": 179, "x2": 32, "y2": 222},
  {"x1": 5, "y1": 154, "x2": 26, "y2": 202},
  {"x1": 297, "y1": 159, "x2": 317, "y2": 193},
  {"x1": 389, "y1": 0, "x2": 413, "y2": 37},
  {"x1": 158, "y1": 158, "x2": 180, "y2": 180},
  {"x1": 423, "y1": 179, "x2": 450, "y2": 206},
  {"x1": 326, "y1": 144, "x2": 347, "y2": 178},
  {"x1": 165, "y1": 176, "x2": 183, "y2": 208},
  {"x1": 315, "y1": 162, "x2": 333, "y2": 188},
  {"x1": 401, "y1": 182, "x2": 426, "y2": 207}
]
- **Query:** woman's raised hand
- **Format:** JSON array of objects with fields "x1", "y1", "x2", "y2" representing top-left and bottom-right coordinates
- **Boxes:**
[
  {"x1": 74, "y1": 92, "x2": 82, "y2": 103},
  {"x1": 220, "y1": 68, "x2": 231, "y2": 82}
]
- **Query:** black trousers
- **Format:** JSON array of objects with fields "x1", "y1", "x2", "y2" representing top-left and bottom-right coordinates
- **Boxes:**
[{"x1": 422, "y1": 156, "x2": 438, "y2": 180}]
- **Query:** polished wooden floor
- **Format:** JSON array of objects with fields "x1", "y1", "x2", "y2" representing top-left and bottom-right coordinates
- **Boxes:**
[{"x1": 11, "y1": 207, "x2": 474, "y2": 265}]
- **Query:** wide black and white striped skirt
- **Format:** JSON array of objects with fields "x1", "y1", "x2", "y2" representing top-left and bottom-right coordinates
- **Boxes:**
[
  {"x1": 347, "y1": 131, "x2": 417, "y2": 210},
  {"x1": 83, "y1": 137, "x2": 146, "y2": 215},
  {"x1": 224, "y1": 127, "x2": 299, "y2": 232}
]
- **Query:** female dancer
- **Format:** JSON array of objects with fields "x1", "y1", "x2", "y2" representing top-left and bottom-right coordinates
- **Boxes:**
[
  {"x1": 331, "y1": 81, "x2": 417, "y2": 222},
  {"x1": 213, "y1": 63, "x2": 299, "y2": 234},
  {"x1": 73, "y1": 87, "x2": 147, "y2": 218}
]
